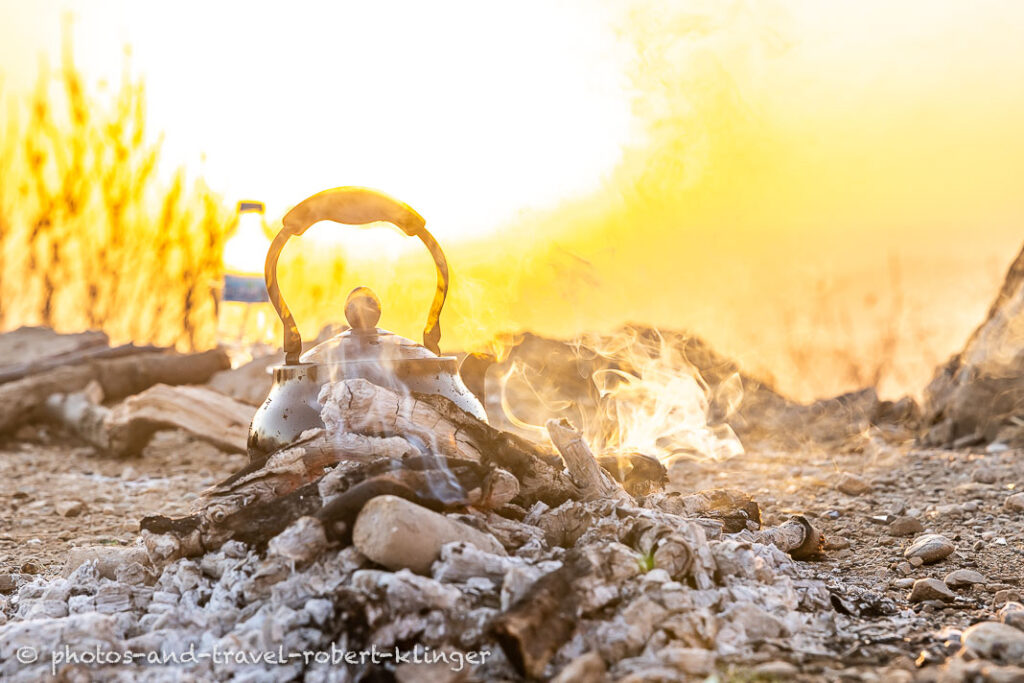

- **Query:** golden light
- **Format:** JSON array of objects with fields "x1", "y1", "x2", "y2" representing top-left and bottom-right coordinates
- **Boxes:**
[
  {"x1": 2, "y1": 0, "x2": 1024, "y2": 401},
  {"x1": 0, "y1": 0, "x2": 634, "y2": 242}
]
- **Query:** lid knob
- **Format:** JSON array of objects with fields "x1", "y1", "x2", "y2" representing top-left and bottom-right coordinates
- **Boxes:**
[{"x1": 345, "y1": 286, "x2": 382, "y2": 330}]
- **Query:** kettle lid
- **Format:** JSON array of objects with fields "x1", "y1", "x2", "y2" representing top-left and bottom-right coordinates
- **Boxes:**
[{"x1": 299, "y1": 287, "x2": 447, "y2": 365}]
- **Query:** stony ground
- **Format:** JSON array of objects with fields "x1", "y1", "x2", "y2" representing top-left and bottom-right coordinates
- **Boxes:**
[{"x1": 1, "y1": 422, "x2": 1022, "y2": 681}]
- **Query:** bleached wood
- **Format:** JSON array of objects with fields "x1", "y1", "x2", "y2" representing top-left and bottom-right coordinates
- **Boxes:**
[{"x1": 546, "y1": 418, "x2": 631, "y2": 503}]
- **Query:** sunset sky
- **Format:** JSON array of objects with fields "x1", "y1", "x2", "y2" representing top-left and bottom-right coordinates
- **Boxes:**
[{"x1": 1, "y1": 0, "x2": 1023, "y2": 400}]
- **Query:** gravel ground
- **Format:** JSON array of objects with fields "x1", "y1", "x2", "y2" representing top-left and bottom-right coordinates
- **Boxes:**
[{"x1": 1, "y1": 423, "x2": 1022, "y2": 680}]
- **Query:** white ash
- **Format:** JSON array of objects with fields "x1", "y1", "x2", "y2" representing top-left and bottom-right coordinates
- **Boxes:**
[{"x1": 1, "y1": 496, "x2": 846, "y2": 682}]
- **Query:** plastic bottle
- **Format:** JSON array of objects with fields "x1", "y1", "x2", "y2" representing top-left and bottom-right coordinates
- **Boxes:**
[{"x1": 217, "y1": 201, "x2": 276, "y2": 364}]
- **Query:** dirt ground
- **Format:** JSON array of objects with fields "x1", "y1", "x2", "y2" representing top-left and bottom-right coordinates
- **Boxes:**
[{"x1": 1, "y1": 423, "x2": 1021, "y2": 680}]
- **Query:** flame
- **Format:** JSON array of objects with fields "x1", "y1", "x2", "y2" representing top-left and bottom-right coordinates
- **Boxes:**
[
  {"x1": 587, "y1": 329, "x2": 744, "y2": 463},
  {"x1": 490, "y1": 327, "x2": 744, "y2": 465}
]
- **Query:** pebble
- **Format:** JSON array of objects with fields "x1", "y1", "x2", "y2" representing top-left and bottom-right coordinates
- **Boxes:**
[
  {"x1": 944, "y1": 569, "x2": 987, "y2": 588},
  {"x1": 1005, "y1": 493, "x2": 1024, "y2": 512},
  {"x1": 836, "y1": 472, "x2": 873, "y2": 496},
  {"x1": 972, "y1": 467, "x2": 998, "y2": 484},
  {"x1": 0, "y1": 573, "x2": 16, "y2": 592},
  {"x1": 909, "y1": 578, "x2": 955, "y2": 603},
  {"x1": 20, "y1": 560, "x2": 44, "y2": 574},
  {"x1": 1000, "y1": 602, "x2": 1024, "y2": 631},
  {"x1": 904, "y1": 534, "x2": 955, "y2": 564},
  {"x1": 889, "y1": 516, "x2": 924, "y2": 537},
  {"x1": 960, "y1": 621, "x2": 1024, "y2": 664},
  {"x1": 994, "y1": 590, "x2": 1022, "y2": 608},
  {"x1": 55, "y1": 500, "x2": 85, "y2": 517}
]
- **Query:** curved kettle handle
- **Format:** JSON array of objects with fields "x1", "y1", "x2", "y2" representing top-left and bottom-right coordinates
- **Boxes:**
[{"x1": 265, "y1": 187, "x2": 449, "y2": 364}]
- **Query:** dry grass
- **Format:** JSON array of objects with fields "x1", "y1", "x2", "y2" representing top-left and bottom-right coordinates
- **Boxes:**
[{"x1": 0, "y1": 39, "x2": 230, "y2": 349}]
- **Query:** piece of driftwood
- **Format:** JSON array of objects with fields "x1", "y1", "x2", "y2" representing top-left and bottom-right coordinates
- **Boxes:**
[
  {"x1": 645, "y1": 488, "x2": 761, "y2": 533},
  {"x1": 0, "y1": 349, "x2": 229, "y2": 434},
  {"x1": 491, "y1": 551, "x2": 589, "y2": 679},
  {"x1": 0, "y1": 342, "x2": 160, "y2": 385},
  {"x1": 546, "y1": 418, "x2": 632, "y2": 504},
  {"x1": 0, "y1": 327, "x2": 109, "y2": 372},
  {"x1": 45, "y1": 383, "x2": 254, "y2": 456},
  {"x1": 749, "y1": 515, "x2": 824, "y2": 560}
]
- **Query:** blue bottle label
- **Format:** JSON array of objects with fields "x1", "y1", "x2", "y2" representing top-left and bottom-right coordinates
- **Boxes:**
[{"x1": 223, "y1": 274, "x2": 269, "y2": 303}]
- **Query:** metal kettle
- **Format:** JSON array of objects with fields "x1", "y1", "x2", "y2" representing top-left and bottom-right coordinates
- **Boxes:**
[{"x1": 247, "y1": 187, "x2": 487, "y2": 459}]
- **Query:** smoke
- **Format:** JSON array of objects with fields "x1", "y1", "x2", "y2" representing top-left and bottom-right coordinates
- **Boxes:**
[{"x1": 335, "y1": 0, "x2": 1024, "y2": 402}]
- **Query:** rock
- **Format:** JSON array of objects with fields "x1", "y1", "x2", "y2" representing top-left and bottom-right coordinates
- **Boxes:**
[
  {"x1": 972, "y1": 467, "x2": 999, "y2": 484},
  {"x1": 1000, "y1": 602, "x2": 1024, "y2": 631},
  {"x1": 20, "y1": 560, "x2": 43, "y2": 574},
  {"x1": 960, "y1": 621, "x2": 1024, "y2": 664},
  {"x1": 552, "y1": 652, "x2": 606, "y2": 683},
  {"x1": 994, "y1": 590, "x2": 1022, "y2": 608},
  {"x1": 0, "y1": 574, "x2": 16, "y2": 592},
  {"x1": 910, "y1": 578, "x2": 955, "y2": 603},
  {"x1": 1005, "y1": 493, "x2": 1024, "y2": 512},
  {"x1": 62, "y1": 545, "x2": 151, "y2": 580},
  {"x1": 945, "y1": 569, "x2": 987, "y2": 588},
  {"x1": 55, "y1": 500, "x2": 86, "y2": 517},
  {"x1": 836, "y1": 472, "x2": 873, "y2": 496},
  {"x1": 904, "y1": 534, "x2": 955, "y2": 564},
  {"x1": 889, "y1": 516, "x2": 925, "y2": 537},
  {"x1": 922, "y1": 244, "x2": 1024, "y2": 446},
  {"x1": 353, "y1": 495, "x2": 505, "y2": 574}
]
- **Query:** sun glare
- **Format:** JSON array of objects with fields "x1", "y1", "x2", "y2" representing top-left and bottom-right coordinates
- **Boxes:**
[{"x1": 19, "y1": 0, "x2": 634, "y2": 243}]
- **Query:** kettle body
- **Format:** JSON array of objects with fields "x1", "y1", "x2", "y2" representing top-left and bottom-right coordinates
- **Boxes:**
[{"x1": 246, "y1": 187, "x2": 487, "y2": 460}]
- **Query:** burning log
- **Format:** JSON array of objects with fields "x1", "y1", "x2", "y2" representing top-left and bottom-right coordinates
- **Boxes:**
[
  {"x1": 139, "y1": 428, "x2": 525, "y2": 561},
  {"x1": 44, "y1": 383, "x2": 254, "y2": 456},
  {"x1": 0, "y1": 348, "x2": 229, "y2": 434},
  {"x1": 546, "y1": 418, "x2": 632, "y2": 504},
  {"x1": 323, "y1": 379, "x2": 581, "y2": 506}
]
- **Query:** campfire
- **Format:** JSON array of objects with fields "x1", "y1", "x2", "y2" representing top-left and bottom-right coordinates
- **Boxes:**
[{"x1": 3, "y1": 191, "x2": 1024, "y2": 681}]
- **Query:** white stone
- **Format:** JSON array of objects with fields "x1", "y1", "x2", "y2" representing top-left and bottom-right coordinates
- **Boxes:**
[
  {"x1": 353, "y1": 495, "x2": 504, "y2": 574},
  {"x1": 904, "y1": 534, "x2": 955, "y2": 564}
]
